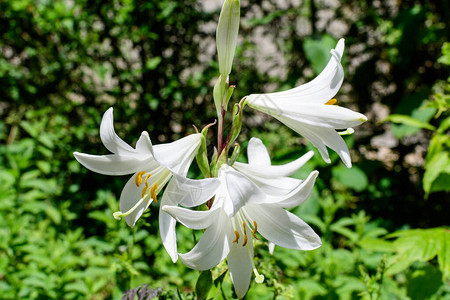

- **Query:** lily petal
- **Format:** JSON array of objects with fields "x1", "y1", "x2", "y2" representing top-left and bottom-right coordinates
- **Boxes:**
[
  {"x1": 265, "y1": 171, "x2": 319, "y2": 208},
  {"x1": 179, "y1": 212, "x2": 231, "y2": 270},
  {"x1": 227, "y1": 231, "x2": 253, "y2": 299},
  {"x1": 247, "y1": 137, "x2": 271, "y2": 167},
  {"x1": 245, "y1": 175, "x2": 302, "y2": 195},
  {"x1": 119, "y1": 166, "x2": 171, "y2": 227},
  {"x1": 135, "y1": 131, "x2": 155, "y2": 155},
  {"x1": 247, "y1": 39, "x2": 345, "y2": 105},
  {"x1": 159, "y1": 179, "x2": 180, "y2": 263},
  {"x1": 168, "y1": 173, "x2": 221, "y2": 208},
  {"x1": 119, "y1": 173, "x2": 154, "y2": 227},
  {"x1": 243, "y1": 204, "x2": 321, "y2": 250},
  {"x1": 222, "y1": 167, "x2": 266, "y2": 217},
  {"x1": 73, "y1": 152, "x2": 157, "y2": 176},
  {"x1": 162, "y1": 205, "x2": 220, "y2": 230},
  {"x1": 233, "y1": 151, "x2": 314, "y2": 179},
  {"x1": 153, "y1": 134, "x2": 201, "y2": 175},
  {"x1": 99, "y1": 107, "x2": 136, "y2": 155},
  {"x1": 159, "y1": 208, "x2": 178, "y2": 263},
  {"x1": 281, "y1": 117, "x2": 352, "y2": 167}
]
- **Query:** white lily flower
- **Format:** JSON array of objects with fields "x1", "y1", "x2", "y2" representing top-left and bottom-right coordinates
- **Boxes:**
[
  {"x1": 163, "y1": 138, "x2": 320, "y2": 298},
  {"x1": 245, "y1": 39, "x2": 367, "y2": 168},
  {"x1": 73, "y1": 107, "x2": 205, "y2": 262}
]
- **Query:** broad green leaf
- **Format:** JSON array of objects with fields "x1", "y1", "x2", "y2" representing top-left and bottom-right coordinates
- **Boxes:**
[
  {"x1": 195, "y1": 270, "x2": 213, "y2": 300},
  {"x1": 146, "y1": 56, "x2": 162, "y2": 70},
  {"x1": 45, "y1": 205, "x2": 62, "y2": 224},
  {"x1": 302, "y1": 215, "x2": 326, "y2": 233},
  {"x1": 358, "y1": 238, "x2": 396, "y2": 252},
  {"x1": 36, "y1": 160, "x2": 51, "y2": 174},
  {"x1": 303, "y1": 35, "x2": 338, "y2": 75},
  {"x1": 364, "y1": 227, "x2": 389, "y2": 239},
  {"x1": 437, "y1": 229, "x2": 450, "y2": 280},
  {"x1": 332, "y1": 165, "x2": 368, "y2": 192},
  {"x1": 64, "y1": 281, "x2": 89, "y2": 295},
  {"x1": 390, "y1": 104, "x2": 437, "y2": 138},
  {"x1": 423, "y1": 151, "x2": 450, "y2": 196},
  {"x1": 407, "y1": 265, "x2": 442, "y2": 300},
  {"x1": 297, "y1": 279, "x2": 327, "y2": 299},
  {"x1": 426, "y1": 133, "x2": 449, "y2": 162},
  {"x1": 437, "y1": 42, "x2": 450, "y2": 65},
  {"x1": 335, "y1": 276, "x2": 365, "y2": 298},
  {"x1": 385, "y1": 114, "x2": 436, "y2": 131},
  {"x1": 295, "y1": 187, "x2": 320, "y2": 216}
]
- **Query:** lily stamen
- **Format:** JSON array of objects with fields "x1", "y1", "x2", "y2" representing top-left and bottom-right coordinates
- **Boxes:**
[
  {"x1": 144, "y1": 174, "x2": 151, "y2": 185},
  {"x1": 243, "y1": 234, "x2": 264, "y2": 284},
  {"x1": 113, "y1": 195, "x2": 149, "y2": 220},
  {"x1": 232, "y1": 230, "x2": 240, "y2": 244},
  {"x1": 325, "y1": 98, "x2": 337, "y2": 105},
  {"x1": 242, "y1": 221, "x2": 248, "y2": 247},
  {"x1": 142, "y1": 186, "x2": 148, "y2": 198},
  {"x1": 135, "y1": 171, "x2": 146, "y2": 187},
  {"x1": 151, "y1": 183, "x2": 158, "y2": 203},
  {"x1": 252, "y1": 221, "x2": 259, "y2": 240},
  {"x1": 338, "y1": 128, "x2": 355, "y2": 135}
]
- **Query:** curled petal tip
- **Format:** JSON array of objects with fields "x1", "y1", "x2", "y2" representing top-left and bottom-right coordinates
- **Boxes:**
[
  {"x1": 359, "y1": 114, "x2": 368, "y2": 122},
  {"x1": 336, "y1": 38, "x2": 345, "y2": 53}
]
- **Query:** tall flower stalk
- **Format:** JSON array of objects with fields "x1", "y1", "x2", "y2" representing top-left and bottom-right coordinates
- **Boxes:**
[{"x1": 74, "y1": 0, "x2": 367, "y2": 298}]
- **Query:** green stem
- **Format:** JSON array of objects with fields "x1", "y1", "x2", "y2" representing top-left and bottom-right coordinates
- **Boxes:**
[{"x1": 129, "y1": 225, "x2": 137, "y2": 289}]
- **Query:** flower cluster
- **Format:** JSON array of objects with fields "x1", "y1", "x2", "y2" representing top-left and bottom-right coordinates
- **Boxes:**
[{"x1": 74, "y1": 0, "x2": 367, "y2": 298}]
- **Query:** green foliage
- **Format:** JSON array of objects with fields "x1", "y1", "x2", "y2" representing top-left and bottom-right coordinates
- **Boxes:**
[
  {"x1": 386, "y1": 228, "x2": 450, "y2": 280},
  {"x1": 303, "y1": 35, "x2": 338, "y2": 75},
  {"x1": 195, "y1": 271, "x2": 213, "y2": 300},
  {"x1": 384, "y1": 42, "x2": 450, "y2": 198},
  {"x1": 1, "y1": 0, "x2": 449, "y2": 298}
]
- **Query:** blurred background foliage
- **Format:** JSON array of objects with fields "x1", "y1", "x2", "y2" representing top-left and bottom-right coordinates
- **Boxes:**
[{"x1": 0, "y1": 0, "x2": 448, "y2": 299}]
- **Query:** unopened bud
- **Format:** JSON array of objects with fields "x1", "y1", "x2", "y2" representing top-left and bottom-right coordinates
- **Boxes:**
[{"x1": 216, "y1": 0, "x2": 240, "y2": 77}]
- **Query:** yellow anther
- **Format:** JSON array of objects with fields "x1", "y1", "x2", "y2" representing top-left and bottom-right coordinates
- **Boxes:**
[
  {"x1": 135, "y1": 171, "x2": 146, "y2": 187},
  {"x1": 144, "y1": 174, "x2": 151, "y2": 186},
  {"x1": 232, "y1": 230, "x2": 240, "y2": 244},
  {"x1": 141, "y1": 186, "x2": 148, "y2": 198},
  {"x1": 151, "y1": 183, "x2": 158, "y2": 203},
  {"x1": 242, "y1": 221, "x2": 248, "y2": 247},
  {"x1": 252, "y1": 221, "x2": 259, "y2": 240},
  {"x1": 325, "y1": 98, "x2": 337, "y2": 105},
  {"x1": 242, "y1": 235, "x2": 248, "y2": 247}
]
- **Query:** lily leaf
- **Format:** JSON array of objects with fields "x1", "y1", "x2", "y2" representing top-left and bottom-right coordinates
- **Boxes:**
[{"x1": 383, "y1": 114, "x2": 436, "y2": 131}]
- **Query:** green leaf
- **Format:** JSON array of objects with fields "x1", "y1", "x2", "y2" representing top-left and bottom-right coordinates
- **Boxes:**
[
  {"x1": 332, "y1": 165, "x2": 368, "y2": 192},
  {"x1": 385, "y1": 114, "x2": 436, "y2": 131},
  {"x1": 303, "y1": 35, "x2": 338, "y2": 74},
  {"x1": 358, "y1": 238, "x2": 396, "y2": 252},
  {"x1": 407, "y1": 265, "x2": 442, "y2": 300},
  {"x1": 437, "y1": 229, "x2": 450, "y2": 280},
  {"x1": 296, "y1": 279, "x2": 327, "y2": 299},
  {"x1": 195, "y1": 270, "x2": 213, "y2": 300},
  {"x1": 146, "y1": 56, "x2": 162, "y2": 70},
  {"x1": 437, "y1": 42, "x2": 450, "y2": 65},
  {"x1": 45, "y1": 205, "x2": 62, "y2": 224},
  {"x1": 423, "y1": 151, "x2": 450, "y2": 196},
  {"x1": 36, "y1": 161, "x2": 52, "y2": 174}
]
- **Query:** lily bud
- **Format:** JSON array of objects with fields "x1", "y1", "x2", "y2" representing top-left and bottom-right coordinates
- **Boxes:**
[
  {"x1": 226, "y1": 103, "x2": 243, "y2": 150},
  {"x1": 213, "y1": 75, "x2": 227, "y2": 114},
  {"x1": 196, "y1": 131, "x2": 211, "y2": 178},
  {"x1": 216, "y1": 0, "x2": 240, "y2": 77}
]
